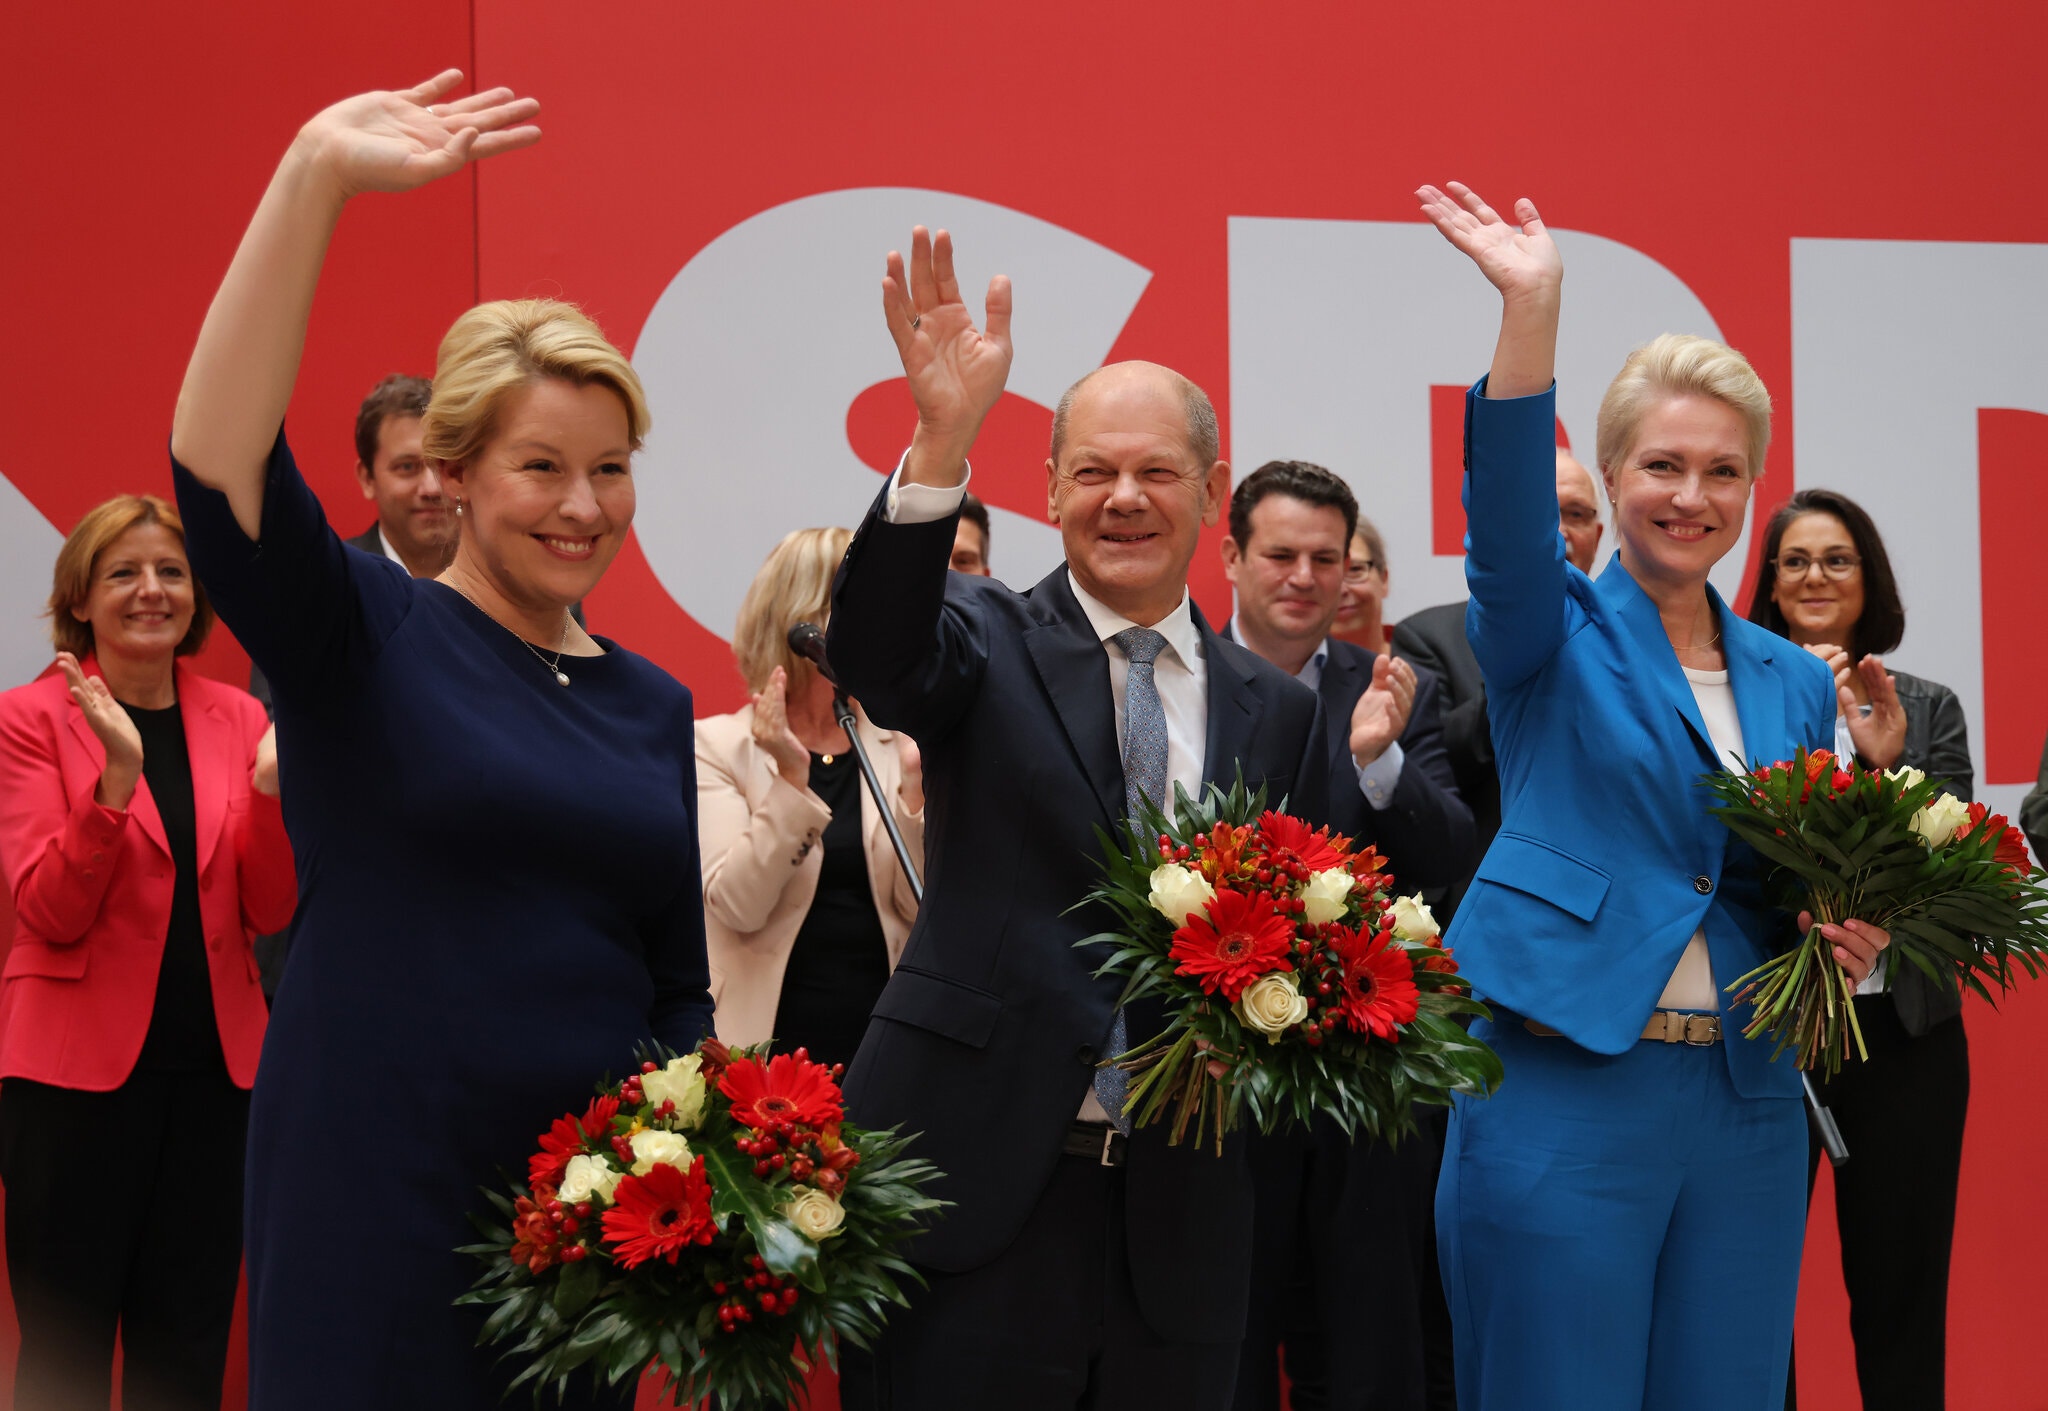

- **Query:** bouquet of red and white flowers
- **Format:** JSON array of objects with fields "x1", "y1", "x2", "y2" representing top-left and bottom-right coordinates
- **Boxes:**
[
  {"x1": 1077, "y1": 778, "x2": 1500, "y2": 1152},
  {"x1": 457, "y1": 1039, "x2": 943, "y2": 1408},
  {"x1": 1705, "y1": 747, "x2": 2048, "y2": 1075}
]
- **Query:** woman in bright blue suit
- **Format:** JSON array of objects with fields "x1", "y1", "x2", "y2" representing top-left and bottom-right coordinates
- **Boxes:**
[{"x1": 1414, "y1": 182, "x2": 1909, "y2": 1411}]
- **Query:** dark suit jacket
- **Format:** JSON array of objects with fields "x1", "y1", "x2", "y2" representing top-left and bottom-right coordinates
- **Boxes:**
[
  {"x1": 1218, "y1": 627, "x2": 1476, "y2": 897},
  {"x1": 1889, "y1": 668, "x2": 1973, "y2": 1035},
  {"x1": 828, "y1": 490, "x2": 1326, "y2": 1344},
  {"x1": 1389, "y1": 600, "x2": 1494, "y2": 913}
]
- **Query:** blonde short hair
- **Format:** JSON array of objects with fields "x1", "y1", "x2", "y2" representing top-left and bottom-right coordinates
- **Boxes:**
[
  {"x1": 1596, "y1": 333, "x2": 1772, "y2": 480},
  {"x1": 421, "y1": 299, "x2": 651, "y2": 465},
  {"x1": 732, "y1": 527, "x2": 855, "y2": 692},
  {"x1": 47, "y1": 495, "x2": 213, "y2": 659}
]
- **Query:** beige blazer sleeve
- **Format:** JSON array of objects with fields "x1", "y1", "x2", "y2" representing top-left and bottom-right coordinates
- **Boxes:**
[{"x1": 697, "y1": 705, "x2": 927, "y2": 1048}]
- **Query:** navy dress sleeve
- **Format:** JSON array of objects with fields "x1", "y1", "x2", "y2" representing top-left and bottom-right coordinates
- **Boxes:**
[{"x1": 171, "y1": 430, "x2": 415, "y2": 709}]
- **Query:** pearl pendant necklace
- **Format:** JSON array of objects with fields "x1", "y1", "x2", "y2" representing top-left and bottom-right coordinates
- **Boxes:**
[{"x1": 447, "y1": 582, "x2": 574, "y2": 686}]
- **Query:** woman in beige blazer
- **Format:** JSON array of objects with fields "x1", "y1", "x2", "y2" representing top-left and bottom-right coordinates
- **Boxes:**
[{"x1": 697, "y1": 528, "x2": 924, "y2": 1062}]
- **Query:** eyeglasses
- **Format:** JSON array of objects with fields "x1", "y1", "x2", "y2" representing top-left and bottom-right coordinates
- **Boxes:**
[
  {"x1": 1344, "y1": 560, "x2": 1384, "y2": 582},
  {"x1": 1771, "y1": 552, "x2": 1862, "y2": 581}
]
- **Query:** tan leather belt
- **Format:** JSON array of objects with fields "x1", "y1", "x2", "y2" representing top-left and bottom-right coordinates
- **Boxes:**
[{"x1": 1525, "y1": 1011, "x2": 1723, "y2": 1046}]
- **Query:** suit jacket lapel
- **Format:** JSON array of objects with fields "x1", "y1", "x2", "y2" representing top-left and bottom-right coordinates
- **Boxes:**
[
  {"x1": 1317, "y1": 646, "x2": 1365, "y2": 762},
  {"x1": 1721, "y1": 606, "x2": 1788, "y2": 772},
  {"x1": 1598, "y1": 557, "x2": 1719, "y2": 770},
  {"x1": 183, "y1": 668, "x2": 235, "y2": 873},
  {"x1": 1196, "y1": 601, "x2": 1261, "y2": 787},
  {"x1": 1024, "y1": 569, "x2": 1125, "y2": 828}
]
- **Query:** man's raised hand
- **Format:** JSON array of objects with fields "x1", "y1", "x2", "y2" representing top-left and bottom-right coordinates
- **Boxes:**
[
  {"x1": 883, "y1": 227, "x2": 1013, "y2": 487},
  {"x1": 294, "y1": 69, "x2": 541, "y2": 202}
]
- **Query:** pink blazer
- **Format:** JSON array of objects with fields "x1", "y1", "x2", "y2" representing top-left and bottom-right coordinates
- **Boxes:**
[{"x1": 0, "y1": 658, "x2": 297, "y2": 1090}]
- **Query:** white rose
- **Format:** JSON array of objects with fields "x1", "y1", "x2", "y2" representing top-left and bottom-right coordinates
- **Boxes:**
[
  {"x1": 558, "y1": 1152, "x2": 624, "y2": 1206},
  {"x1": 641, "y1": 1054, "x2": 708, "y2": 1129},
  {"x1": 782, "y1": 1187, "x2": 847, "y2": 1240},
  {"x1": 1910, "y1": 793, "x2": 1971, "y2": 849},
  {"x1": 1148, "y1": 863, "x2": 1217, "y2": 926},
  {"x1": 1390, "y1": 893, "x2": 1440, "y2": 942},
  {"x1": 1233, "y1": 972, "x2": 1310, "y2": 1042},
  {"x1": 1299, "y1": 868, "x2": 1355, "y2": 926},
  {"x1": 628, "y1": 1128, "x2": 693, "y2": 1177},
  {"x1": 1886, "y1": 765, "x2": 1926, "y2": 792}
]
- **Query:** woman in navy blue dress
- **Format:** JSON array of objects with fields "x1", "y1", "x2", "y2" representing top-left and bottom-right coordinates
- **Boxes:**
[{"x1": 168, "y1": 72, "x2": 713, "y2": 1408}]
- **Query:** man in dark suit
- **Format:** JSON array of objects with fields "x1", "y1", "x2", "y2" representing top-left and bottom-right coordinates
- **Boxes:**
[
  {"x1": 829, "y1": 227, "x2": 1327, "y2": 1411},
  {"x1": 1217, "y1": 460, "x2": 1474, "y2": 1411},
  {"x1": 1390, "y1": 447, "x2": 1603, "y2": 913}
]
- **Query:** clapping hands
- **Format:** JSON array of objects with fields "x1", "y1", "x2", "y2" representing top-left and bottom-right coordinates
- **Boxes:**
[
  {"x1": 1349, "y1": 654, "x2": 1417, "y2": 768},
  {"x1": 58, "y1": 653, "x2": 142, "y2": 810},
  {"x1": 1800, "y1": 642, "x2": 1907, "y2": 769}
]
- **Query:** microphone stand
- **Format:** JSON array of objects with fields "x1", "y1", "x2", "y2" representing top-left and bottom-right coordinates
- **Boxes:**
[
  {"x1": 1804, "y1": 1074, "x2": 1850, "y2": 1167},
  {"x1": 831, "y1": 687, "x2": 923, "y2": 904}
]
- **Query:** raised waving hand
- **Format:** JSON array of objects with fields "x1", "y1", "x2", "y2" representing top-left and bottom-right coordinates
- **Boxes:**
[
  {"x1": 173, "y1": 71, "x2": 541, "y2": 539},
  {"x1": 1416, "y1": 182, "x2": 1560, "y2": 399},
  {"x1": 882, "y1": 227, "x2": 1014, "y2": 488},
  {"x1": 56, "y1": 653, "x2": 143, "y2": 810}
]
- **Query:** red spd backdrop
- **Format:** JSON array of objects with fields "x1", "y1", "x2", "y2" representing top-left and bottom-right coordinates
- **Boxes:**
[{"x1": 4, "y1": 3, "x2": 2045, "y2": 1408}]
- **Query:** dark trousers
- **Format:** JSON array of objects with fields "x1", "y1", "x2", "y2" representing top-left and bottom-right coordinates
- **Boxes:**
[
  {"x1": 866, "y1": 1149, "x2": 1240, "y2": 1411},
  {"x1": 1234, "y1": 1109, "x2": 1455, "y2": 1411},
  {"x1": 1, "y1": 1071, "x2": 250, "y2": 1411},
  {"x1": 1788, "y1": 996, "x2": 1968, "y2": 1411}
]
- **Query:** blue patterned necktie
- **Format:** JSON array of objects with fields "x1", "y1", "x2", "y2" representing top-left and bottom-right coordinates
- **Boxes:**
[{"x1": 1097, "y1": 626, "x2": 1169, "y2": 1134}]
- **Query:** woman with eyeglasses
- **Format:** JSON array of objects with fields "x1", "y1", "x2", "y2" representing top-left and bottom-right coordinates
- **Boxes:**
[
  {"x1": 1745, "y1": 487, "x2": 1972, "y2": 1411},
  {"x1": 1330, "y1": 518, "x2": 1391, "y2": 651}
]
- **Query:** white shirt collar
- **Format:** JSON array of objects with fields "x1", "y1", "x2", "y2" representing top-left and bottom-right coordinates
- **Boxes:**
[
  {"x1": 375, "y1": 525, "x2": 407, "y2": 570},
  {"x1": 1226, "y1": 611, "x2": 1328, "y2": 684},
  {"x1": 1068, "y1": 571, "x2": 1203, "y2": 669}
]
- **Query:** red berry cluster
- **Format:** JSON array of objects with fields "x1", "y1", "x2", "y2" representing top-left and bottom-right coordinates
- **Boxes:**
[
  {"x1": 710, "y1": 1254, "x2": 800, "y2": 1334},
  {"x1": 510, "y1": 1187, "x2": 603, "y2": 1273}
]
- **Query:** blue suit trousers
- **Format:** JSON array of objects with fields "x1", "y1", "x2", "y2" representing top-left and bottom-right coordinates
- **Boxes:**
[{"x1": 1437, "y1": 1016, "x2": 1806, "y2": 1411}]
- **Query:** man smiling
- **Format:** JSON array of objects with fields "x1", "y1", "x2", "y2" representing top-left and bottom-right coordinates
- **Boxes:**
[{"x1": 828, "y1": 228, "x2": 1327, "y2": 1411}]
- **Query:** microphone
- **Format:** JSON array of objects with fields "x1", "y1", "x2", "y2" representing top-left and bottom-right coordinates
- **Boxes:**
[{"x1": 786, "y1": 621, "x2": 839, "y2": 686}]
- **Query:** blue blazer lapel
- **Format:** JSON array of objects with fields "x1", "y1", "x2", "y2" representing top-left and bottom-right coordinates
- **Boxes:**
[
  {"x1": 1196, "y1": 600, "x2": 1260, "y2": 786},
  {"x1": 1721, "y1": 606, "x2": 1789, "y2": 771},
  {"x1": 1023, "y1": 569, "x2": 1125, "y2": 828},
  {"x1": 1597, "y1": 557, "x2": 1720, "y2": 770}
]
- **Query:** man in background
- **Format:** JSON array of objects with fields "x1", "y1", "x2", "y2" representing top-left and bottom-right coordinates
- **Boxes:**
[
  {"x1": 1392, "y1": 447, "x2": 1603, "y2": 912},
  {"x1": 950, "y1": 491, "x2": 994, "y2": 575},
  {"x1": 1219, "y1": 458, "x2": 1473, "y2": 1411}
]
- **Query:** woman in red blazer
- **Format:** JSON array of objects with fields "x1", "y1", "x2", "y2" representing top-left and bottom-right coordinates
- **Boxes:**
[{"x1": 0, "y1": 493, "x2": 295, "y2": 1411}]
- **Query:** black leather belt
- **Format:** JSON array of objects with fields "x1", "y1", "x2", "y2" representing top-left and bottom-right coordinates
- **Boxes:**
[{"x1": 1062, "y1": 1120, "x2": 1128, "y2": 1167}]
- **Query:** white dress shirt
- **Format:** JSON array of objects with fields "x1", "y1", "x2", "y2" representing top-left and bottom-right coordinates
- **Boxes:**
[
  {"x1": 374, "y1": 526, "x2": 408, "y2": 569},
  {"x1": 883, "y1": 459, "x2": 1210, "y2": 1121}
]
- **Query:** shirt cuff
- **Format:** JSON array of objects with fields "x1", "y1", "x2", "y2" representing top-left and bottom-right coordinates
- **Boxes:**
[
  {"x1": 1355, "y1": 740, "x2": 1406, "y2": 811},
  {"x1": 882, "y1": 449, "x2": 973, "y2": 524}
]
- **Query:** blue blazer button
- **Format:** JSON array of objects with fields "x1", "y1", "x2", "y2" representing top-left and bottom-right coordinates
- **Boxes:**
[{"x1": 1694, "y1": 875, "x2": 1713, "y2": 894}]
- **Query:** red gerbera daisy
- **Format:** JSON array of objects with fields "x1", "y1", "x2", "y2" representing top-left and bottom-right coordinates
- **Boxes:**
[
  {"x1": 581, "y1": 1093, "x2": 620, "y2": 1137},
  {"x1": 600, "y1": 1157, "x2": 716, "y2": 1269},
  {"x1": 1168, "y1": 888, "x2": 1295, "y2": 1002},
  {"x1": 528, "y1": 1112, "x2": 589, "y2": 1190},
  {"x1": 1329, "y1": 923, "x2": 1420, "y2": 1040},
  {"x1": 1256, "y1": 811, "x2": 1352, "y2": 873},
  {"x1": 718, "y1": 1053, "x2": 845, "y2": 1132},
  {"x1": 1963, "y1": 803, "x2": 2033, "y2": 878}
]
